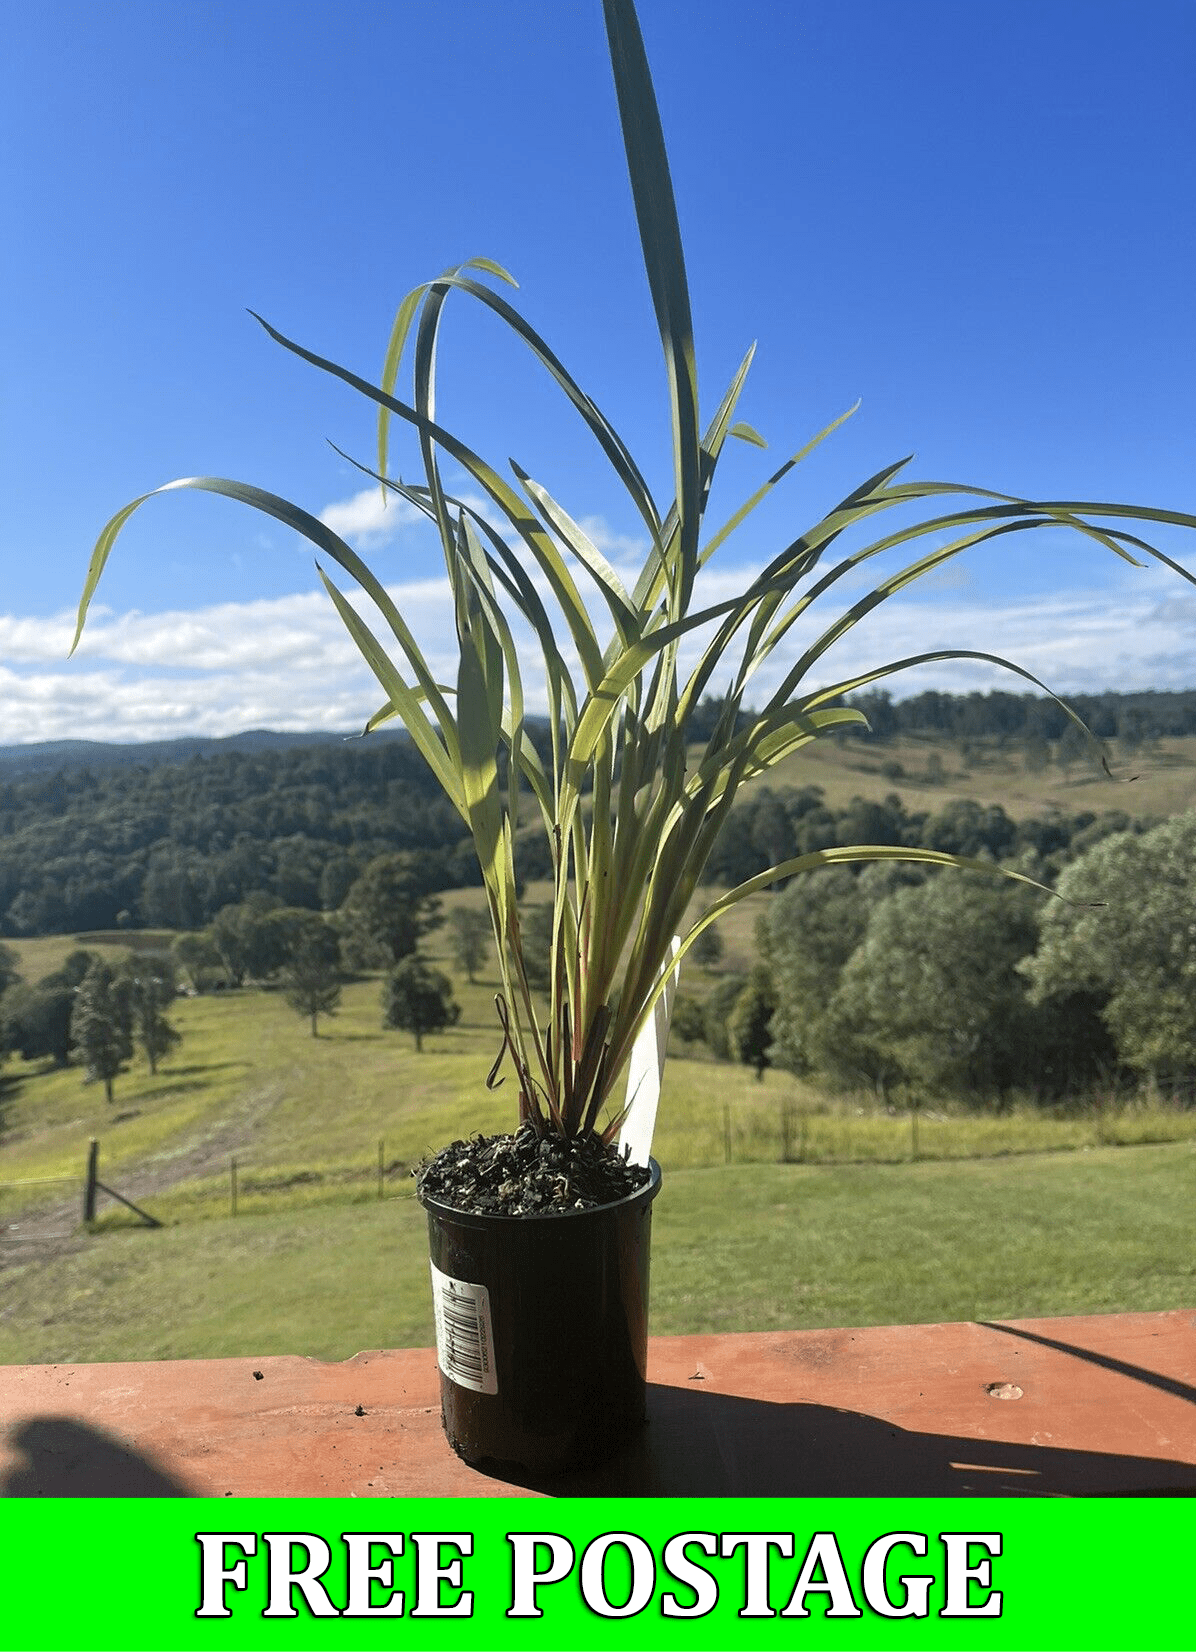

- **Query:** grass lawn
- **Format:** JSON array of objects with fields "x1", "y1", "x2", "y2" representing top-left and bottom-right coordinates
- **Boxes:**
[
  {"x1": 0, "y1": 1142, "x2": 1191, "y2": 1366},
  {"x1": 754, "y1": 730, "x2": 1196, "y2": 821},
  {"x1": 2, "y1": 914, "x2": 1194, "y2": 1368}
]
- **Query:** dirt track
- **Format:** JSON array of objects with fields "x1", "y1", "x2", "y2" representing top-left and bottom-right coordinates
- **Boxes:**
[{"x1": 0, "y1": 1079, "x2": 287, "y2": 1277}]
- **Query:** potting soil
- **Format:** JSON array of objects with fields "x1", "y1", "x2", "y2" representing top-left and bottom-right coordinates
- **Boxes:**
[{"x1": 415, "y1": 1123, "x2": 650, "y2": 1216}]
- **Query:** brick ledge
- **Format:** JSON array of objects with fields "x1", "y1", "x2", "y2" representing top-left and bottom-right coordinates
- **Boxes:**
[{"x1": 1, "y1": 1309, "x2": 1193, "y2": 1496}]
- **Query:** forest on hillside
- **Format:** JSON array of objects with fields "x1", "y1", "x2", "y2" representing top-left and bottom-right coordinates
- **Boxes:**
[
  {"x1": 834, "y1": 686, "x2": 1196, "y2": 744},
  {"x1": 0, "y1": 739, "x2": 472, "y2": 936},
  {"x1": 0, "y1": 687, "x2": 1190, "y2": 938},
  {"x1": 2, "y1": 686, "x2": 1194, "y2": 1105}
]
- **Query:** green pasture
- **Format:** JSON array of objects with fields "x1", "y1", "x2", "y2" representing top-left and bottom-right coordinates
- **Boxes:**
[
  {"x1": 1, "y1": 1144, "x2": 1191, "y2": 1366},
  {"x1": 3, "y1": 961, "x2": 1192, "y2": 1210},
  {"x1": 2, "y1": 923, "x2": 1194, "y2": 1367},
  {"x1": 753, "y1": 730, "x2": 1196, "y2": 821}
]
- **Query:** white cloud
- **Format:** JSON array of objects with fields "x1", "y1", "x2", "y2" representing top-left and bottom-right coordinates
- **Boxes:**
[
  {"x1": 2, "y1": 557, "x2": 1193, "y2": 747},
  {"x1": 318, "y1": 485, "x2": 421, "y2": 547},
  {"x1": 575, "y1": 514, "x2": 651, "y2": 565}
]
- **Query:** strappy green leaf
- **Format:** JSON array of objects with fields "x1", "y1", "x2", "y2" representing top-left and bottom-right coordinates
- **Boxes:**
[{"x1": 75, "y1": 0, "x2": 1196, "y2": 1141}]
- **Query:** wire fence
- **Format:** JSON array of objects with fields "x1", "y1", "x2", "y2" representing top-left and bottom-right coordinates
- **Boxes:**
[
  {"x1": 3, "y1": 1099, "x2": 1194, "y2": 1235},
  {"x1": 226, "y1": 1141, "x2": 405, "y2": 1218},
  {"x1": 651, "y1": 1083, "x2": 1196, "y2": 1173},
  {"x1": 1, "y1": 1140, "x2": 409, "y2": 1232}
]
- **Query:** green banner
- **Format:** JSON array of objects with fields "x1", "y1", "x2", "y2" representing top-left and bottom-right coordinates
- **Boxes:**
[{"x1": 0, "y1": 1497, "x2": 1188, "y2": 1650}]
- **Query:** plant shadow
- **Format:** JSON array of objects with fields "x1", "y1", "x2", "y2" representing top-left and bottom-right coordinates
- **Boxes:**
[{"x1": 485, "y1": 1383, "x2": 1196, "y2": 1497}]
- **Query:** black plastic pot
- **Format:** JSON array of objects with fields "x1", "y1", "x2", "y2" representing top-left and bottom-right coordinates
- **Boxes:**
[{"x1": 420, "y1": 1159, "x2": 662, "y2": 1476}]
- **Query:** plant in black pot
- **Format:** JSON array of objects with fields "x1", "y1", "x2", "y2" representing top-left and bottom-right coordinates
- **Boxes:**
[{"x1": 74, "y1": 0, "x2": 1196, "y2": 1475}]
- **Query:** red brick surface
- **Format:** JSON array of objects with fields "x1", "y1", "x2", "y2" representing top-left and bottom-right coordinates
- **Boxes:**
[{"x1": 2, "y1": 1310, "x2": 1193, "y2": 1496}]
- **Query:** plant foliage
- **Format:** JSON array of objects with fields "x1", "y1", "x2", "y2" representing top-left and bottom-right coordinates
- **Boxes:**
[{"x1": 74, "y1": 0, "x2": 1196, "y2": 1141}]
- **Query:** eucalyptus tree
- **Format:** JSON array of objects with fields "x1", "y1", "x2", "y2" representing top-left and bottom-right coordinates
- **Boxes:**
[
  {"x1": 277, "y1": 909, "x2": 343, "y2": 1036},
  {"x1": 823, "y1": 873, "x2": 1041, "y2": 1100},
  {"x1": 69, "y1": 960, "x2": 133, "y2": 1104},
  {"x1": 116, "y1": 954, "x2": 181, "y2": 1074},
  {"x1": 382, "y1": 958, "x2": 460, "y2": 1053},
  {"x1": 1023, "y1": 812, "x2": 1196, "y2": 1087},
  {"x1": 338, "y1": 853, "x2": 439, "y2": 968},
  {"x1": 446, "y1": 906, "x2": 492, "y2": 983}
]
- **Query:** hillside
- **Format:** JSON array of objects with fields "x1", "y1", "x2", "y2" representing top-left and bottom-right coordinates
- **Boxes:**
[
  {"x1": 2, "y1": 692, "x2": 1194, "y2": 941},
  {"x1": 1, "y1": 921, "x2": 1193, "y2": 1365},
  {"x1": 754, "y1": 730, "x2": 1196, "y2": 820},
  {"x1": 0, "y1": 727, "x2": 412, "y2": 778}
]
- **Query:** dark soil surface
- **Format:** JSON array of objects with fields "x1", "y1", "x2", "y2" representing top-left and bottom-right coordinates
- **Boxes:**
[{"x1": 415, "y1": 1124, "x2": 651, "y2": 1217}]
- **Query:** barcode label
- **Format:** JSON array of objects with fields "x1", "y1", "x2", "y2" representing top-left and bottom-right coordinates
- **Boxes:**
[{"x1": 430, "y1": 1262, "x2": 498, "y2": 1394}]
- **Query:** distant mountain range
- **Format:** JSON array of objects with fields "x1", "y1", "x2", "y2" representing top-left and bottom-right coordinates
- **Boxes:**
[
  {"x1": 0, "y1": 728, "x2": 408, "y2": 777},
  {"x1": 3, "y1": 685, "x2": 1196, "y2": 781}
]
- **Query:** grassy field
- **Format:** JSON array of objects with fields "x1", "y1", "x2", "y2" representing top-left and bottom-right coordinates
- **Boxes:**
[
  {"x1": 750, "y1": 730, "x2": 1196, "y2": 820},
  {"x1": 2, "y1": 901, "x2": 1194, "y2": 1367},
  {"x1": 2, "y1": 1144, "x2": 1191, "y2": 1366},
  {"x1": 4, "y1": 955, "x2": 1192, "y2": 1202}
]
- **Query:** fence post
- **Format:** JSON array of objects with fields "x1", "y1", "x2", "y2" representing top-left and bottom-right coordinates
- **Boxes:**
[
  {"x1": 378, "y1": 1139, "x2": 384, "y2": 1201},
  {"x1": 83, "y1": 1139, "x2": 99, "y2": 1225},
  {"x1": 231, "y1": 1157, "x2": 238, "y2": 1218},
  {"x1": 723, "y1": 1098, "x2": 732, "y2": 1165},
  {"x1": 910, "y1": 1100, "x2": 920, "y2": 1162}
]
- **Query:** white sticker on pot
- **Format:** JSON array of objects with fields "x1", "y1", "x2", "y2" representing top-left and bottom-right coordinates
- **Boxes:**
[{"x1": 430, "y1": 1261, "x2": 498, "y2": 1395}]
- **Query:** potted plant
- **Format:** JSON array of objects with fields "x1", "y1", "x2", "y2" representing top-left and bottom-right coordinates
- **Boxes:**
[{"x1": 73, "y1": 0, "x2": 1195, "y2": 1474}]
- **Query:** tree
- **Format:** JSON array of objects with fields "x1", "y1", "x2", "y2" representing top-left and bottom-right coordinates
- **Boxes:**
[
  {"x1": 271, "y1": 834, "x2": 323, "y2": 908},
  {"x1": 690, "y1": 926, "x2": 724, "y2": 970},
  {"x1": 728, "y1": 965, "x2": 777, "y2": 1080},
  {"x1": 1022, "y1": 813, "x2": 1196, "y2": 1085},
  {"x1": 701, "y1": 973, "x2": 748, "y2": 1060},
  {"x1": 282, "y1": 947, "x2": 343, "y2": 1037},
  {"x1": 2, "y1": 949, "x2": 101, "y2": 1068},
  {"x1": 56, "y1": 949, "x2": 102, "y2": 989},
  {"x1": 823, "y1": 872, "x2": 1041, "y2": 1099},
  {"x1": 517, "y1": 903, "x2": 556, "y2": 993},
  {"x1": 116, "y1": 953, "x2": 181, "y2": 1074},
  {"x1": 318, "y1": 854, "x2": 359, "y2": 913},
  {"x1": 2, "y1": 979, "x2": 74, "y2": 1066},
  {"x1": 1056, "y1": 723, "x2": 1090, "y2": 773},
  {"x1": 1117, "y1": 705, "x2": 1153, "y2": 755},
  {"x1": 703, "y1": 805, "x2": 762, "y2": 885},
  {"x1": 749, "y1": 790, "x2": 796, "y2": 874},
  {"x1": 172, "y1": 930, "x2": 225, "y2": 994},
  {"x1": 668, "y1": 993, "x2": 707, "y2": 1048},
  {"x1": 5, "y1": 886, "x2": 68, "y2": 937},
  {"x1": 270, "y1": 907, "x2": 342, "y2": 968},
  {"x1": 922, "y1": 798, "x2": 1016, "y2": 860},
  {"x1": 139, "y1": 850, "x2": 211, "y2": 930},
  {"x1": 208, "y1": 894, "x2": 286, "y2": 985},
  {"x1": 446, "y1": 906, "x2": 492, "y2": 983},
  {"x1": 382, "y1": 957, "x2": 460, "y2": 1051},
  {"x1": 339, "y1": 853, "x2": 440, "y2": 968},
  {"x1": 69, "y1": 960, "x2": 133, "y2": 1103},
  {"x1": 277, "y1": 910, "x2": 343, "y2": 1035},
  {"x1": 761, "y1": 870, "x2": 869, "y2": 1076}
]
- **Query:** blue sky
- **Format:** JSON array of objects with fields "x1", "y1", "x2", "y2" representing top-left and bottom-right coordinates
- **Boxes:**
[{"x1": 3, "y1": 0, "x2": 1195, "y2": 744}]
